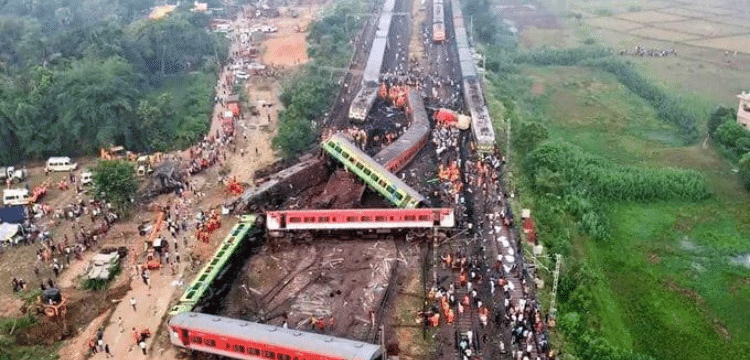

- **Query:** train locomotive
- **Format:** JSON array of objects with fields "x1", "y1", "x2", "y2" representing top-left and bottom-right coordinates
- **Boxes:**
[
  {"x1": 432, "y1": 0, "x2": 446, "y2": 43},
  {"x1": 169, "y1": 312, "x2": 384, "y2": 360}
]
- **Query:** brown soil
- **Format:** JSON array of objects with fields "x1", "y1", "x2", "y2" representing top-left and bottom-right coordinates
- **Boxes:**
[{"x1": 16, "y1": 278, "x2": 129, "y2": 346}]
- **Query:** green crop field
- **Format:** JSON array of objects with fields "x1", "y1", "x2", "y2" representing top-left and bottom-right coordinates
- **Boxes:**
[{"x1": 522, "y1": 63, "x2": 750, "y2": 359}]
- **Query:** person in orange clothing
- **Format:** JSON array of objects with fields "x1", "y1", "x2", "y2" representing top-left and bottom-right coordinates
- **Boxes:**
[
  {"x1": 446, "y1": 308, "x2": 455, "y2": 324},
  {"x1": 429, "y1": 312, "x2": 440, "y2": 327},
  {"x1": 316, "y1": 317, "x2": 326, "y2": 333}
]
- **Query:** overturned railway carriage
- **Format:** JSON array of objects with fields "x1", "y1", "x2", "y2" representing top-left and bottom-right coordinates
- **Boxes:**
[
  {"x1": 373, "y1": 89, "x2": 430, "y2": 173},
  {"x1": 266, "y1": 208, "x2": 454, "y2": 237},
  {"x1": 170, "y1": 215, "x2": 259, "y2": 315},
  {"x1": 169, "y1": 312, "x2": 384, "y2": 360},
  {"x1": 322, "y1": 134, "x2": 425, "y2": 208}
]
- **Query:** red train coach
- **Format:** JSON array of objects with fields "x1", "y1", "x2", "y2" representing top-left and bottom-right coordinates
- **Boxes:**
[
  {"x1": 169, "y1": 312, "x2": 383, "y2": 360},
  {"x1": 266, "y1": 208, "x2": 454, "y2": 236}
]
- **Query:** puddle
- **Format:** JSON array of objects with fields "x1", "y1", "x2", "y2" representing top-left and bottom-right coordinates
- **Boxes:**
[
  {"x1": 679, "y1": 237, "x2": 702, "y2": 252},
  {"x1": 729, "y1": 253, "x2": 750, "y2": 268}
]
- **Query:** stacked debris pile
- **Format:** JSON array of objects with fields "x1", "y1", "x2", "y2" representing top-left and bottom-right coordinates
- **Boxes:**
[{"x1": 138, "y1": 161, "x2": 186, "y2": 202}]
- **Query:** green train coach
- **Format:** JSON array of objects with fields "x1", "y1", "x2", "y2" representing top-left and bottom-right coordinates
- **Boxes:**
[
  {"x1": 169, "y1": 215, "x2": 259, "y2": 316},
  {"x1": 322, "y1": 133, "x2": 426, "y2": 208}
]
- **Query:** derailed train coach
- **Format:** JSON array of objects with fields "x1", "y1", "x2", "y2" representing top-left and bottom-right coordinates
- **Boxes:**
[
  {"x1": 266, "y1": 208, "x2": 455, "y2": 237},
  {"x1": 169, "y1": 312, "x2": 384, "y2": 360},
  {"x1": 374, "y1": 89, "x2": 430, "y2": 173}
]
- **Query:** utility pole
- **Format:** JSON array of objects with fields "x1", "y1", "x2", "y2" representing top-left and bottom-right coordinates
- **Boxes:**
[{"x1": 549, "y1": 254, "x2": 562, "y2": 319}]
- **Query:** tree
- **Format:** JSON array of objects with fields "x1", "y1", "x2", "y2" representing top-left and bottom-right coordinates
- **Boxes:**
[
  {"x1": 708, "y1": 105, "x2": 735, "y2": 136},
  {"x1": 53, "y1": 56, "x2": 139, "y2": 154},
  {"x1": 92, "y1": 160, "x2": 137, "y2": 216}
]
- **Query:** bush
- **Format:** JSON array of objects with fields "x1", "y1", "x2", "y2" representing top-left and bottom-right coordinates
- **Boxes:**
[
  {"x1": 525, "y1": 141, "x2": 710, "y2": 203},
  {"x1": 82, "y1": 262, "x2": 120, "y2": 291}
]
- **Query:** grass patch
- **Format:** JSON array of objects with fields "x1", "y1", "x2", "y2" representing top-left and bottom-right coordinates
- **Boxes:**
[
  {"x1": 524, "y1": 64, "x2": 750, "y2": 359},
  {"x1": 0, "y1": 315, "x2": 59, "y2": 360},
  {"x1": 602, "y1": 201, "x2": 750, "y2": 359}
]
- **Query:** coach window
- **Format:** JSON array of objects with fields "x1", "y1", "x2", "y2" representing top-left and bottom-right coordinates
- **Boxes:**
[
  {"x1": 394, "y1": 192, "x2": 403, "y2": 200},
  {"x1": 356, "y1": 162, "x2": 364, "y2": 170},
  {"x1": 190, "y1": 336, "x2": 202, "y2": 344},
  {"x1": 363, "y1": 168, "x2": 371, "y2": 175},
  {"x1": 304, "y1": 217, "x2": 315, "y2": 223},
  {"x1": 264, "y1": 351, "x2": 275, "y2": 358},
  {"x1": 233, "y1": 345, "x2": 245, "y2": 353},
  {"x1": 361, "y1": 216, "x2": 371, "y2": 221},
  {"x1": 289, "y1": 217, "x2": 301, "y2": 223},
  {"x1": 375, "y1": 216, "x2": 386, "y2": 222},
  {"x1": 347, "y1": 216, "x2": 357, "y2": 221},
  {"x1": 249, "y1": 348, "x2": 260, "y2": 355},
  {"x1": 405, "y1": 215, "x2": 416, "y2": 221},
  {"x1": 386, "y1": 185, "x2": 395, "y2": 194},
  {"x1": 318, "y1": 216, "x2": 329, "y2": 222},
  {"x1": 419, "y1": 215, "x2": 429, "y2": 221}
]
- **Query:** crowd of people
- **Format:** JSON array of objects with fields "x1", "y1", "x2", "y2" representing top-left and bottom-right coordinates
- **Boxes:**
[{"x1": 618, "y1": 46, "x2": 677, "y2": 57}]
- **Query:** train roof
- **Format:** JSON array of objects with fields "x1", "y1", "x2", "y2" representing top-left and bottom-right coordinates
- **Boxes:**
[
  {"x1": 451, "y1": 0, "x2": 463, "y2": 18},
  {"x1": 364, "y1": 38, "x2": 387, "y2": 83},
  {"x1": 382, "y1": 0, "x2": 396, "y2": 13},
  {"x1": 460, "y1": 59, "x2": 476, "y2": 79},
  {"x1": 375, "y1": 13, "x2": 392, "y2": 38},
  {"x1": 170, "y1": 312, "x2": 383, "y2": 359},
  {"x1": 350, "y1": 83, "x2": 379, "y2": 119},
  {"x1": 454, "y1": 30, "x2": 468, "y2": 49},
  {"x1": 433, "y1": 4, "x2": 444, "y2": 22}
]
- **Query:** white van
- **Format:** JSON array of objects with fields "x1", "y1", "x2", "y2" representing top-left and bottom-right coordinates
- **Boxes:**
[
  {"x1": 3, "y1": 188, "x2": 32, "y2": 206},
  {"x1": 45, "y1": 157, "x2": 77, "y2": 172}
]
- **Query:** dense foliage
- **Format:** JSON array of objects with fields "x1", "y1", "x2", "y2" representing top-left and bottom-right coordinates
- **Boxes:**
[
  {"x1": 92, "y1": 160, "x2": 138, "y2": 215},
  {"x1": 525, "y1": 141, "x2": 710, "y2": 203},
  {"x1": 272, "y1": 1, "x2": 362, "y2": 158},
  {"x1": 707, "y1": 105, "x2": 750, "y2": 189},
  {"x1": 0, "y1": 1, "x2": 227, "y2": 165}
]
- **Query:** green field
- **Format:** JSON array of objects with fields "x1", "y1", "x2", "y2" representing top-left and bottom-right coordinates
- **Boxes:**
[{"x1": 525, "y1": 63, "x2": 750, "y2": 359}]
